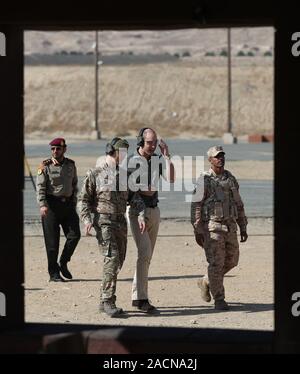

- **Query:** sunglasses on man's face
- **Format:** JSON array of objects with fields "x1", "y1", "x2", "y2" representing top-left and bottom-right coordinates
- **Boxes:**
[{"x1": 51, "y1": 146, "x2": 63, "y2": 151}]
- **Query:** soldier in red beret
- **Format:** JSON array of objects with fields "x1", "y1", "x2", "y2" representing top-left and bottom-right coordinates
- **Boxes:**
[
  {"x1": 49, "y1": 138, "x2": 66, "y2": 147},
  {"x1": 36, "y1": 138, "x2": 81, "y2": 282}
]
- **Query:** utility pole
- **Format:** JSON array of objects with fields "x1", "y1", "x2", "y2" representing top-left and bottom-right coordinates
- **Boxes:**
[
  {"x1": 92, "y1": 30, "x2": 101, "y2": 139},
  {"x1": 227, "y1": 27, "x2": 232, "y2": 134},
  {"x1": 223, "y1": 27, "x2": 236, "y2": 144}
]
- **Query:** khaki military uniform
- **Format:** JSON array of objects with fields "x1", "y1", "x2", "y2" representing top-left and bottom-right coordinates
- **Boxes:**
[
  {"x1": 191, "y1": 168, "x2": 247, "y2": 301},
  {"x1": 78, "y1": 163, "x2": 145, "y2": 303},
  {"x1": 36, "y1": 157, "x2": 81, "y2": 277},
  {"x1": 37, "y1": 157, "x2": 78, "y2": 206}
]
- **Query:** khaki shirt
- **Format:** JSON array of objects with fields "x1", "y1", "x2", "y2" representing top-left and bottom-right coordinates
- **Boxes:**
[
  {"x1": 36, "y1": 157, "x2": 78, "y2": 207},
  {"x1": 191, "y1": 168, "x2": 247, "y2": 232}
]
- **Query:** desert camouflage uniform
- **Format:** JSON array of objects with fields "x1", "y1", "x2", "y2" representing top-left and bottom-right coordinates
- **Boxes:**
[
  {"x1": 78, "y1": 163, "x2": 145, "y2": 302},
  {"x1": 191, "y1": 168, "x2": 247, "y2": 301}
]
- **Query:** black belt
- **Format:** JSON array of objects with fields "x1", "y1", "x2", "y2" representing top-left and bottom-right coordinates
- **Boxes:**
[
  {"x1": 46, "y1": 195, "x2": 72, "y2": 203},
  {"x1": 145, "y1": 204, "x2": 158, "y2": 208}
]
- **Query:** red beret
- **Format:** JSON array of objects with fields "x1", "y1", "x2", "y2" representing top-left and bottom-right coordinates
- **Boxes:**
[{"x1": 49, "y1": 138, "x2": 66, "y2": 147}]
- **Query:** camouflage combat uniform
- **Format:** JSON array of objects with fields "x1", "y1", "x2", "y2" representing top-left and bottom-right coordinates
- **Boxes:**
[
  {"x1": 191, "y1": 168, "x2": 247, "y2": 301},
  {"x1": 78, "y1": 163, "x2": 145, "y2": 303},
  {"x1": 36, "y1": 157, "x2": 81, "y2": 277}
]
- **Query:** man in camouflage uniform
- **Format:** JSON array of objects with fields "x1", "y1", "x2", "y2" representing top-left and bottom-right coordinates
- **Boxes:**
[
  {"x1": 191, "y1": 146, "x2": 248, "y2": 310},
  {"x1": 77, "y1": 137, "x2": 146, "y2": 318},
  {"x1": 36, "y1": 138, "x2": 81, "y2": 282}
]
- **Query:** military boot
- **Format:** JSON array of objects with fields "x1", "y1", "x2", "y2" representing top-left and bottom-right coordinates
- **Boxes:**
[
  {"x1": 214, "y1": 299, "x2": 229, "y2": 311},
  {"x1": 99, "y1": 295, "x2": 115, "y2": 312},
  {"x1": 49, "y1": 273, "x2": 64, "y2": 282},
  {"x1": 59, "y1": 262, "x2": 73, "y2": 280},
  {"x1": 102, "y1": 298, "x2": 124, "y2": 317},
  {"x1": 99, "y1": 301, "x2": 104, "y2": 312},
  {"x1": 197, "y1": 277, "x2": 211, "y2": 302}
]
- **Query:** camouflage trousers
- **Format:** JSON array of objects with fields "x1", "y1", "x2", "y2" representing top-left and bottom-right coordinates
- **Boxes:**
[
  {"x1": 94, "y1": 213, "x2": 127, "y2": 302},
  {"x1": 203, "y1": 220, "x2": 239, "y2": 301}
]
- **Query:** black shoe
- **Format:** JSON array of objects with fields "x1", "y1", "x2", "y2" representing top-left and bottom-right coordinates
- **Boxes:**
[
  {"x1": 215, "y1": 299, "x2": 230, "y2": 311},
  {"x1": 59, "y1": 262, "x2": 73, "y2": 279},
  {"x1": 132, "y1": 299, "x2": 159, "y2": 314},
  {"x1": 49, "y1": 273, "x2": 65, "y2": 282}
]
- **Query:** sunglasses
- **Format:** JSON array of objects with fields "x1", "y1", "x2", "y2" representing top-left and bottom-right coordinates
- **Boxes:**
[{"x1": 51, "y1": 146, "x2": 63, "y2": 151}]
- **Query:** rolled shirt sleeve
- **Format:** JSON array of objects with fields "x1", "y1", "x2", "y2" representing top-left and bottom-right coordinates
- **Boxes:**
[{"x1": 77, "y1": 170, "x2": 96, "y2": 225}]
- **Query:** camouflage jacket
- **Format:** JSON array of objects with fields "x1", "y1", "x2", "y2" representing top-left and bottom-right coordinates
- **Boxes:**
[
  {"x1": 36, "y1": 157, "x2": 78, "y2": 207},
  {"x1": 77, "y1": 163, "x2": 146, "y2": 225},
  {"x1": 191, "y1": 168, "x2": 248, "y2": 232}
]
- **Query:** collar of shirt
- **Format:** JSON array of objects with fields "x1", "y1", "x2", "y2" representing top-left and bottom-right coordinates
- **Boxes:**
[
  {"x1": 132, "y1": 148, "x2": 161, "y2": 162},
  {"x1": 209, "y1": 168, "x2": 226, "y2": 179}
]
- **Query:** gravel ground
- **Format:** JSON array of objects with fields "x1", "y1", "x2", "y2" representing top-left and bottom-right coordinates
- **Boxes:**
[{"x1": 24, "y1": 218, "x2": 274, "y2": 331}]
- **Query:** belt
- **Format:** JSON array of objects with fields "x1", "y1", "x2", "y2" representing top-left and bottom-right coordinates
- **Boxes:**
[
  {"x1": 145, "y1": 204, "x2": 158, "y2": 208},
  {"x1": 46, "y1": 195, "x2": 72, "y2": 203},
  {"x1": 98, "y1": 213, "x2": 124, "y2": 220}
]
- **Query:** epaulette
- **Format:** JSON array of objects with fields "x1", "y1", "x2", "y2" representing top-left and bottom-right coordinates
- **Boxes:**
[
  {"x1": 66, "y1": 158, "x2": 75, "y2": 164},
  {"x1": 42, "y1": 158, "x2": 53, "y2": 166},
  {"x1": 37, "y1": 158, "x2": 52, "y2": 175},
  {"x1": 224, "y1": 169, "x2": 233, "y2": 178}
]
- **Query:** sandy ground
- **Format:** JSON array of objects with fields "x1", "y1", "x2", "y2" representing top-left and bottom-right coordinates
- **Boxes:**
[{"x1": 24, "y1": 218, "x2": 273, "y2": 331}]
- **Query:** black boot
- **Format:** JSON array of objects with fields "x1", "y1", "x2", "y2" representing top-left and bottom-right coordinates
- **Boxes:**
[
  {"x1": 59, "y1": 262, "x2": 73, "y2": 279},
  {"x1": 214, "y1": 299, "x2": 229, "y2": 310},
  {"x1": 49, "y1": 273, "x2": 65, "y2": 282}
]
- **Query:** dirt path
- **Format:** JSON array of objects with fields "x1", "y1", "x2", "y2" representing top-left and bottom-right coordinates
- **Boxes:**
[{"x1": 25, "y1": 219, "x2": 273, "y2": 330}]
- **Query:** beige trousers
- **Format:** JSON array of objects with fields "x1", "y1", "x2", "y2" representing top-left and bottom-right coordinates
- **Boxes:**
[{"x1": 127, "y1": 206, "x2": 160, "y2": 301}]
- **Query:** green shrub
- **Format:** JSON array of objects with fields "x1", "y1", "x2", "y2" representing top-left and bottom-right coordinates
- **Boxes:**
[
  {"x1": 220, "y1": 49, "x2": 228, "y2": 57},
  {"x1": 182, "y1": 51, "x2": 191, "y2": 57},
  {"x1": 264, "y1": 50, "x2": 272, "y2": 56},
  {"x1": 205, "y1": 51, "x2": 216, "y2": 56},
  {"x1": 237, "y1": 50, "x2": 246, "y2": 57}
]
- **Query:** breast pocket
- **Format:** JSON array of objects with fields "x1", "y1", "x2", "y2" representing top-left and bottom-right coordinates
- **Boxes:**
[
  {"x1": 67, "y1": 166, "x2": 74, "y2": 178},
  {"x1": 50, "y1": 172, "x2": 62, "y2": 186},
  {"x1": 100, "y1": 191, "x2": 112, "y2": 201}
]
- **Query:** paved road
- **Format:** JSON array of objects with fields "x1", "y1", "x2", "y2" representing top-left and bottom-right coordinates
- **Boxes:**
[
  {"x1": 25, "y1": 138, "x2": 273, "y2": 161},
  {"x1": 24, "y1": 139, "x2": 273, "y2": 219},
  {"x1": 24, "y1": 178, "x2": 273, "y2": 219}
]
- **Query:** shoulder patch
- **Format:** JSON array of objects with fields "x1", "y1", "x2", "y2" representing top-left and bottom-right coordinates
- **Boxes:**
[
  {"x1": 224, "y1": 169, "x2": 233, "y2": 177},
  {"x1": 42, "y1": 158, "x2": 52, "y2": 166}
]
